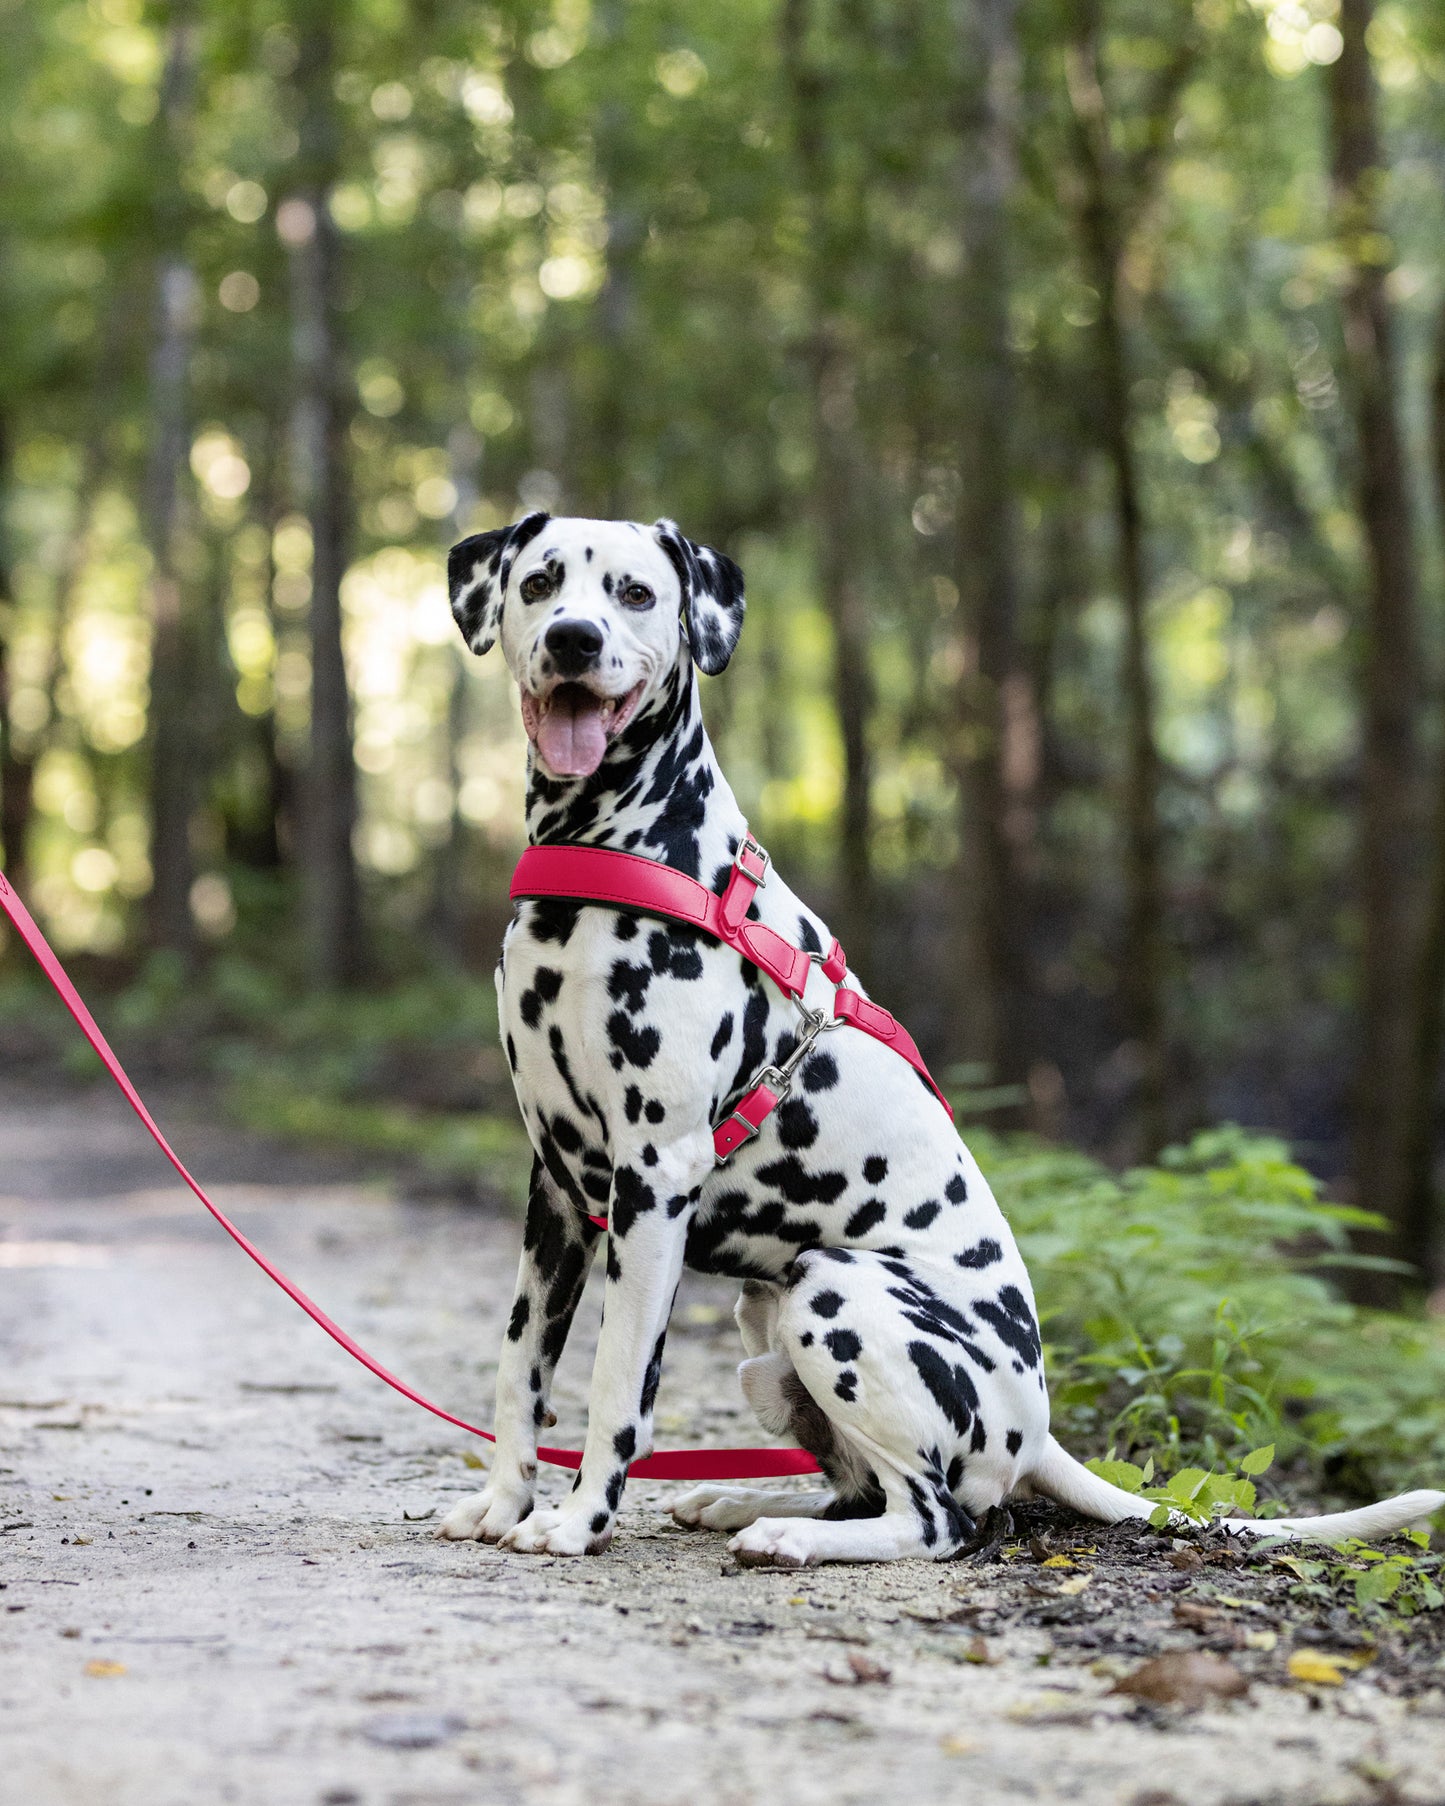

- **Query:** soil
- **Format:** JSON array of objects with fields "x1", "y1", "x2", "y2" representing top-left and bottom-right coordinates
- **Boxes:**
[{"x1": 3, "y1": 1077, "x2": 1445, "y2": 1806}]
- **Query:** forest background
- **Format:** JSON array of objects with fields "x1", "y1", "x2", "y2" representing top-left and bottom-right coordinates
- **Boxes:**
[{"x1": 6, "y1": 0, "x2": 1445, "y2": 1455}]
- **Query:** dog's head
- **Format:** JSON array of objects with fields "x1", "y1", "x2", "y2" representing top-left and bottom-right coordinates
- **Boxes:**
[{"x1": 447, "y1": 514, "x2": 744, "y2": 779}]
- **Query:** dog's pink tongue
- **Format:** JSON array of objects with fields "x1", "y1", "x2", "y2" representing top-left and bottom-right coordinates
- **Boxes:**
[{"x1": 536, "y1": 688, "x2": 608, "y2": 777}]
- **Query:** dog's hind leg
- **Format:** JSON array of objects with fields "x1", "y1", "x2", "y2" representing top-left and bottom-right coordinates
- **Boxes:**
[
  {"x1": 670, "y1": 1348, "x2": 841, "y2": 1531},
  {"x1": 672, "y1": 1485, "x2": 837, "y2": 1530},
  {"x1": 669, "y1": 1343, "x2": 870, "y2": 1533},
  {"x1": 727, "y1": 1249, "x2": 1000, "y2": 1566}
]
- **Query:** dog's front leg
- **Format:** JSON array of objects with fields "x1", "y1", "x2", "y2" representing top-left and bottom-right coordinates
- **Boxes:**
[
  {"x1": 437, "y1": 1157, "x2": 598, "y2": 1542},
  {"x1": 500, "y1": 1136, "x2": 709, "y2": 1556}
]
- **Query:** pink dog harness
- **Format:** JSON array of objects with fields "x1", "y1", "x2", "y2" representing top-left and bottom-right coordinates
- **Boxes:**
[{"x1": 510, "y1": 832, "x2": 953, "y2": 1230}]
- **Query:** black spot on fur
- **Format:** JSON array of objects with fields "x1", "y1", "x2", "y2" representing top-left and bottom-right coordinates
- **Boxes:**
[
  {"x1": 863, "y1": 1156, "x2": 888, "y2": 1184},
  {"x1": 756, "y1": 1155, "x2": 848, "y2": 1206},
  {"x1": 608, "y1": 960, "x2": 652, "y2": 1014},
  {"x1": 810, "y1": 1289, "x2": 844, "y2": 1319},
  {"x1": 591, "y1": 1511, "x2": 609, "y2": 1534},
  {"x1": 1006, "y1": 1429, "x2": 1023, "y2": 1455},
  {"x1": 607, "y1": 1010, "x2": 661, "y2": 1069},
  {"x1": 507, "y1": 1295, "x2": 531, "y2": 1341},
  {"x1": 615, "y1": 914, "x2": 639, "y2": 941},
  {"x1": 614, "y1": 1425, "x2": 637, "y2": 1462},
  {"x1": 640, "y1": 1330, "x2": 667, "y2": 1414},
  {"x1": 844, "y1": 1199, "x2": 887, "y2": 1238},
  {"x1": 645, "y1": 1099, "x2": 666, "y2": 1124},
  {"x1": 907, "y1": 1340, "x2": 980, "y2": 1436},
  {"x1": 796, "y1": 915, "x2": 822, "y2": 954},
  {"x1": 709, "y1": 1012, "x2": 734, "y2": 1059},
  {"x1": 800, "y1": 1051, "x2": 839, "y2": 1093},
  {"x1": 824, "y1": 1328, "x2": 862, "y2": 1363},
  {"x1": 527, "y1": 899, "x2": 581, "y2": 945},
  {"x1": 776, "y1": 1098, "x2": 819, "y2": 1149},
  {"x1": 955, "y1": 1238, "x2": 1003, "y2": 1270},
  {"x1": 605, "y1": 1468, "x2": 625, "y2": 1510},
  {"x1": 610, "y1": 1165, "x2": 656, "y2": 1238},
  {"x1": 834, "y1": 1371, "x2": 858, "y2": 1402},
  {"x1": 945, "y1": 1173, "x2": 968, "y2": 1205},
  {"x1": 519, "y1": 965, "x2": 563, "y2": 1028},
  {"x1": 973, "y1": 1285, "x2": 1042, "y2": 1370},
  {"x1": 624, "y1": 1085, "x2": 643, "y2": 1123},
  {"x1": 903, "y1": 1200, "x2": 940, "y2": 1231}
]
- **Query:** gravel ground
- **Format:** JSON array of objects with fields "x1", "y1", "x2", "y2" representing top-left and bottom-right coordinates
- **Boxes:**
[{"x1": 4, "y1": 1077, "x2": 1445, "y2": 1806}]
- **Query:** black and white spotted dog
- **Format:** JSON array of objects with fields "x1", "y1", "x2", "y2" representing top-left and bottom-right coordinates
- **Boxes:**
[{"x1": 435, "y1": 512, "x2": 1442, "y2": 1565}]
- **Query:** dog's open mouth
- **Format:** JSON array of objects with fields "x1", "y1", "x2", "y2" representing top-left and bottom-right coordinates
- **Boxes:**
[{"x1": 520, "y1": 681, "x2": 645, "y2": 778}]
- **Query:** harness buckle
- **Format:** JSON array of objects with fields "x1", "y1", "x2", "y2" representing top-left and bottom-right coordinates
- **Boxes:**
[
  {"x1": 734, "y1": 833, "x2": 769, "y2": 888},
  {"x1": 713, "y1": 1064, "x2": 788, "y2": 1164}
]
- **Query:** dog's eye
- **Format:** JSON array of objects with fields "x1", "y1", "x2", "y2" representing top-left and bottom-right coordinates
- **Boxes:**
[
  {"x1": 621, "y1": 582, "x2": 654, "y2": 609},
  {"x1": 519, "y1": 570, "x2": 553, "y2": 602}
]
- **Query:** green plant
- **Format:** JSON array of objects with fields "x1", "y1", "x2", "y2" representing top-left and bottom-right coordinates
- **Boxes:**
[
  {"x1": 974, "y1": 1125, "x2": 1445, "y2": 1499},
  {"x1": 1085, "y1": 1443, "x2": 1278, "y2": 1525},
  {"x1": 1267, "y1": 1534, "x2": 1445, "y2": 1621}
]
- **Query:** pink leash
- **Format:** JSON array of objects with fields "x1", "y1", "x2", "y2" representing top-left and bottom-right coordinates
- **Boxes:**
[{"x1": 0, "y1": 867, "x2": 819, "y2": 1481}]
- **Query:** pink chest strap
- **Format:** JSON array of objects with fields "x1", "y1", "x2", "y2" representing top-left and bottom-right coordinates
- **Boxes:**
[{"x1": 510, "y1": 834, "x2": 953, "y2": 1228}]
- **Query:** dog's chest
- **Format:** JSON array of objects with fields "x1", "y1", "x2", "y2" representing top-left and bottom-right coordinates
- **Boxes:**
[{"x1": 497, "y1": 899, "x2": 756, "y2": 1205}]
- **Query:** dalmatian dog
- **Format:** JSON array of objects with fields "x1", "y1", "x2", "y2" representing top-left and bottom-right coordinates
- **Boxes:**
[{"x1": 434, "y1": 512, "x2": 1443, "y2": 1565}]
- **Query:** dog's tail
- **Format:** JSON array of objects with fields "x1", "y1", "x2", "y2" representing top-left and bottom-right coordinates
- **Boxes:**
[{"x1": 1028, "y1": 1435, "x2": 1444, "y2": 1544}]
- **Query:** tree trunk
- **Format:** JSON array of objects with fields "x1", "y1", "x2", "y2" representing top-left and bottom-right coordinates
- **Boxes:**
[
  {"x1": 0, "y1": 411, "x2": 31, "y2": 894},
  {"x1": 781, "y1": 0, "x2": 874, "y2": 960},
  {"x1": 143, "y1": 8, "x2": 200, "y2": 958},
  {"x1": 1329, "y1": 0, "x2": 1422, "y2": 1294},
  {"x1": 952, "y1": 0, "x2": 1032, "y2": 1092},
  {"x1": 1066, "y1": 20, "x2": 1168, "y2": 1157},
  {"x1": 590, "y1": 0, "x2": 642, "y2": 521},
  {"x1": 1399, "y1": 299, "x2": 1445, "y2": 1291},
  {"x1": 285, "y1": 0, "x2": 362, "y2": 988}
]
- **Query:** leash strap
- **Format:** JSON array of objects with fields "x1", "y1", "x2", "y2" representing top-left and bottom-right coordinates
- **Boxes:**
[{"x1": 0, "y1": 867, "x2": 819, "y2": 1481}]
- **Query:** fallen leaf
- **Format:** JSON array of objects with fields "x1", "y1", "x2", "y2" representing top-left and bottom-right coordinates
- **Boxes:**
[
  {"x1": 1166, "y1": 1547, "x2": 1205, "y2": 1573},
  {"x1": 1029, "y1": 1533, "x2": 1053, "y2": 1562},
  {"x1": 1244, "y1": 1629, "x2": 1278, "y2": 1653},
  {"x1": 461, "y1": 1451, "x2": 486, "y2": 1470},
  {"x1": 940, "y1": 1734, "x2": 980, "y2": 1756},
  {"x1": 787, "y1": 1595, "x2": 807, "y2": 1606},
  {"x1": 71, "y1": 1534, "x2": 93, "y2": 1547},
  {"x1": 1041, "y1": 1554, "x2": 1076, "y2": 1570},
  {"x1": 1173, "y1": 1601, "x2": 1236, "y2": 1636},
  {"x1": 1113, "y1": 1652, "x2": 1248, "y2": 1710},
  {"x1": 1058, "y1": 1574, "x2": 1092, "y2": 1596},
  {"x1": 845, "y1": 1651, "x2": 891, "y2": 1685},
  {"x1": 401, "y1": 1507, "x2": 435, "y2": 1522},
  {"x1": 84, "y1": 1660, "x2": 127, "y2": 1679},
  {"x1": 1286, "y1": 1650, "x2": 1366, "y2": 1687},
  {"x1": 963, "y1": 1636, "x2": 991, "y2": 1664}
]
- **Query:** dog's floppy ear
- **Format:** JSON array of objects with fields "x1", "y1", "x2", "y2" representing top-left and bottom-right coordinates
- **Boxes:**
[
  {"x1": 653, "y1": 519, "x2": 746, "y2": 676},
  {"x1": 447, "y1": 511, "x2": 550, "y2": 655}
]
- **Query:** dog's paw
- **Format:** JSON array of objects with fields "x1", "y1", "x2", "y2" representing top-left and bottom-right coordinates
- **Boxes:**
[
  {"x1": 499, "y1": 1505, "x2": 611, "y2": 1557},
  {"x1": 729, "y1": 1519, "x2": 818, "y2": 1569},
  {"x1": 671, "y1": 1485, "x2": 764, "y2": 1531},
  {"x1": 434, "y1": 1484, "x2": 532, "y2": 1543}
]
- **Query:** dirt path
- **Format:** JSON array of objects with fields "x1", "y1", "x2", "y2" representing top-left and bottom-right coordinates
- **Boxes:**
[{"x1": 3, "y1": 1079, "x2": 1444, "y2": 1806}]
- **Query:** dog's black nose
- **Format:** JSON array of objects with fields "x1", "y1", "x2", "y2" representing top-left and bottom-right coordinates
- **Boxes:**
[{"x1": 544, "y1": 619, "x2": 604, "y2": 676}]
